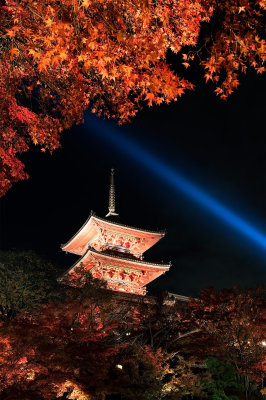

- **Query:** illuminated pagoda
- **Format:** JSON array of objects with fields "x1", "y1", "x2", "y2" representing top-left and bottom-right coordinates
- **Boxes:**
[{"x1": 61, "y1": 169, "x2": 170, "y2": 296}]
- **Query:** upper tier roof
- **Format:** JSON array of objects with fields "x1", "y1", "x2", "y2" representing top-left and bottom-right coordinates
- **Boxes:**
[{"x1": 61, "y1": 213, "x2": 165, "y2": 256}]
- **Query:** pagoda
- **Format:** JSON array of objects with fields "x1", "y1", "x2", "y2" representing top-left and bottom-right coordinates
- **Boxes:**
[{"x1": 61, "y1": 169, "x2": 170, "y2": 296}]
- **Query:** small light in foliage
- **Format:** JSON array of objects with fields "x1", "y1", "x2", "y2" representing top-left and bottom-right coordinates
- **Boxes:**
[{"x1": 116, "y1": 364, "x2": 123, "y2": 370}]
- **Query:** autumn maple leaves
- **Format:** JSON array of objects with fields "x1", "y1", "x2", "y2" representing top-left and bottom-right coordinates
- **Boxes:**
[{"x1": 0, "y1": 0, "x2": 265, "y2": 195}]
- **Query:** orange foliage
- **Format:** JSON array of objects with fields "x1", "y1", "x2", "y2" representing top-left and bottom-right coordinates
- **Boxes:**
[
  {"x1": 0, "y1": 0, "x2": 265, "y2": 195},
  {"x1": 0, "y1": 285, "x2": 265, "y2": 398},
  {"x1": 0, "y1": 295, "x2": 124, "y2": 399},
  {"x1": 189, "y1": 287, "x2": 266, "y2": 380}
]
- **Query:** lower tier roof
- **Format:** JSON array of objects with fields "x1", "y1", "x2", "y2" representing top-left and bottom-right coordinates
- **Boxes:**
[{"x1": 61, "y1": 247, "x2": 170, "y2": 291}]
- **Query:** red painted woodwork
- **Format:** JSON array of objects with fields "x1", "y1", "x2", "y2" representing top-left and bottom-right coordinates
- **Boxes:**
[{"x1": 61, "y1": 214, "x2": 170, "y2": 295}]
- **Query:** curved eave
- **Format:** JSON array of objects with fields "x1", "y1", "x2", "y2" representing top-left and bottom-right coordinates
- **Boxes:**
[
  {"x1": 88, "y1": 247, "x2": 171, "y2": 269},
  {"x1": 93, "y1": 214, "x2": 166, "y2": 236},
  {"x1": 61, "y1": 212, "x2": 166, "y2": 253},
  {"x1": 62, "y1": 247, "x2": 170, "y2": 278},
  {"x1": 61, "y1": 212, "x2": 95, "y2": 251}
]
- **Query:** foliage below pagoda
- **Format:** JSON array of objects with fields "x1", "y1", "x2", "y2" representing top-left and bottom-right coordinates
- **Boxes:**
[
  {"x1": 0, "y1": 250, "x2": 62, "y2": 318},
  {"x1": 0, "y1": 254, "x2": 265, "y2": 399},
  {"x1": 0, "y1": 0, "x2": 265, "y2": 195}
]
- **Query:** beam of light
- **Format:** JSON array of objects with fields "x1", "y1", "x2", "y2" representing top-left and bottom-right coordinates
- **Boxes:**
[{"x1": 84, "y1": 114, "x2": 266, "y2": 253}]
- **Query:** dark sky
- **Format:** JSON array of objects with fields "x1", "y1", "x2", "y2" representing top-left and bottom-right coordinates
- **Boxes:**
[{"x1": 0, "y1": 69, "x2": 265, "y2": 297}]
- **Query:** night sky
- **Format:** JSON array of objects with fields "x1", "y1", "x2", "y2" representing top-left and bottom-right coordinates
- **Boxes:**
[{"x1": 0, "y1": 68, "x2": 265, "y2": 297}]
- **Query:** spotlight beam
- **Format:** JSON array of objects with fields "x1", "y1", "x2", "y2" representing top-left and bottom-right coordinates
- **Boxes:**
[{"x1": 85, "y1": 114, "x2": 266, "y2": 252}]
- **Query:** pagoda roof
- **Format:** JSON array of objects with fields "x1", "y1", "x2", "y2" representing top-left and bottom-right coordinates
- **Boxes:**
[
  {"x1": 91, "y1": 214, "x2": 166, "y2": 235},
  {"x1": 61, "y1": 212, "x2": 166, "y2": 256},
  {"x1": 62, "y1": 246, "x2": 170, "y2": 280}
]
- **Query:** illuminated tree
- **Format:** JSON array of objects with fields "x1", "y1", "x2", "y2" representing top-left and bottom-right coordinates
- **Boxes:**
[
  {"x1": 0, "y1": 0, "x2": 265, "y2": 195},
  {"x1": 0, "y1": 301, "x2": 205, "y2": 399},
  {"x1": 0, "y1": 279, "x2": 125, "y2": 399},
  {"x1": 189, "y1": 287, "x2": 266, "y2": 397},
  {"x1": 0, "y1": 277, "x2": 265, "y2": 399}
]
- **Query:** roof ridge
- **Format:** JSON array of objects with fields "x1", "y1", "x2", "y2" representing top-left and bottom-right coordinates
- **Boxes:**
[
  {"x1": 93, "y1": 214, "x2": 166, "y2": 235},
  {"x1": 86, "y1": 246, "x2": 171, "y2": 268},
  {"x1": 61, "y1": 246, "x2": 170, "y2": 281},
  {"x1": 61, "y1": 212, "x2": 166, "y2": 250}
]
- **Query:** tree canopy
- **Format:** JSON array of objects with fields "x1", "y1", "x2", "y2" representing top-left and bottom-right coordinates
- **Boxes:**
[
  {"x1": 0, "y1": 0, "x2": 265, "y2": 195},
  {"x1": 0, "y1": 250, "x2": 61, "y2": 318},
  {"x1": 0, "y1": 255, "x2": 265, "y2": 400}
]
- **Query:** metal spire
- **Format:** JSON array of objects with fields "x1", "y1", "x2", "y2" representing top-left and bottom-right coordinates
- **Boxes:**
[{"x1": 106, "y1": 168, "x2": 119, "y2": 218}]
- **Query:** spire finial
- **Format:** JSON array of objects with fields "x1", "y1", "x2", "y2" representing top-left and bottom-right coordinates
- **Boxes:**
[{"x1": 106, "y1": 168, "x2": 119, "y2": 218}]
